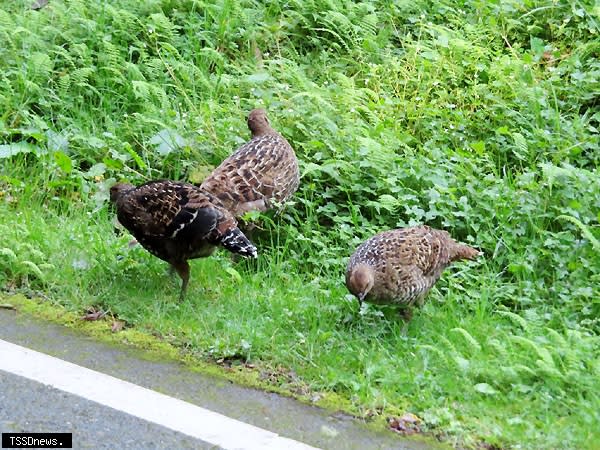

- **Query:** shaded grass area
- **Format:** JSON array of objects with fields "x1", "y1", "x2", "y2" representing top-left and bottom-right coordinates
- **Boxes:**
[{"x1": 1, "y1": 0, "x2": 600, "y2": 448}]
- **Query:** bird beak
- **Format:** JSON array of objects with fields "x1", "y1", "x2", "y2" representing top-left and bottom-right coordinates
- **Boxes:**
[{"x1": 358, "y1": 292, "x2": 366, "y2": 303}]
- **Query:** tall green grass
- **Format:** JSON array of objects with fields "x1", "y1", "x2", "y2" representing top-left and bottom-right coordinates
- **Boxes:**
[{"x1": 1, "y1": 0, "x2": 599, "y2": 448}]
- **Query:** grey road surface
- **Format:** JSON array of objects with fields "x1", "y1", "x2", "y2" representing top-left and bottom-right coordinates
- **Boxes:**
[
  {"x1": 1, "y1": 371, "x2": 212, "y2": 449},
  {"x1": 0, "y1": 308, "x2": 439, "y2": 450}
]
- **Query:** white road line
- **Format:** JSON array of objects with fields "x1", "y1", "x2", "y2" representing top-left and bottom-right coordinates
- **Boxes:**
[{"x1": 0, "y1": 339, "x2": 320, "y2": 450}]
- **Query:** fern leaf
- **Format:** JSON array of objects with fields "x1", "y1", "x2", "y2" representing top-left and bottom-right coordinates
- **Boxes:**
[
  {"x1": 21, "y1": 260, "x2": 44, "y2": 280},
  {"x1": 376, "y1": 194, "x2": 400, "y2": 212},
  {"x1": 513, "y1": 364, "x2": 538, "y2": 377},
  {"x1": 70, "y1": 67, "x2": 95, "y2": 84},
  {"x1": 131, "y1": 80, "x2": 152, "y2": 102},
  {"x1": 0, "y1": 248, "x2": 17, "y2": 260},
  {"x1": 58, "y1": 73, "x2": 71, "y2": 93},
  {"x1": 556, "y1": 215, "x2": 600, "y2": 251},
  {"x1": 487, "y1": 338, "x2": 508, "y2": 359},
  {"x1": 511, "y1": 132, "x2": 529, "y2": 161},
  {"x1": 496, "y1": 310, "x2": 528, "y2": 329},
  {"x1": 535, "y1": 359, "x2": 564, "y2": 380},
  {"x1": 545, "y1": 327, "x2": 567, "y2": 349},
  {"x1": 451, "y1": 327, "x2": 482, "y2": 352},
  {"x1": 417, "y1": 344, "x2": 446, "y2": 360}
]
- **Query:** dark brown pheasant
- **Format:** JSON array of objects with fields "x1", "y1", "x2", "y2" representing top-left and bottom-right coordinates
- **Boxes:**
[
  {"x1": 110, "y1": 180, "x2": 257, "y2": 300},
  {"x1": 346, "y1": 226, "x2": 481, "y2": 319},
  {"x1": 200, "y1": 108, "x2": 300, "y2": 218}
]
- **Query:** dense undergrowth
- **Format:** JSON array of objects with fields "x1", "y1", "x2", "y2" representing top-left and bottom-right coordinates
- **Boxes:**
[{"x1": 1, "y1": 1, "x2": 599, "y2": 448}]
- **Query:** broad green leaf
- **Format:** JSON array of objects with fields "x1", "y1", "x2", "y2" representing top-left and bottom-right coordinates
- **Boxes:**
[
  {"x1": 54, "y1": 151, "x2": 73, "y2": 174},
  {"x1": 469, "y1": 141, "x2": 485, "y2": 155},
  {"x1": 474, "y1": 383, "x2": 497, "y2": 395},
  {"x1": 0, "y1": 142, "x2": 37, "y2": 158}
]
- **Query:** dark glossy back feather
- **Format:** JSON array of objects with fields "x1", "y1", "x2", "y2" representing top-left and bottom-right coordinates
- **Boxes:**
[
  {"x1": 110, "y1": 180, "x2": 257, "y2": 298},
  {"x1": 111, "y1": 180, "x2": 258, "y2": 258}
]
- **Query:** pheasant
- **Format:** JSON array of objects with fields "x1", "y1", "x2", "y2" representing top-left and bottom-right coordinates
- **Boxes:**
[
  {"x1": 346, "y1": 226, "x2": 481, "y2": 319},
  {"x1": 110, "y1": 180, "x2": 257, "y2": 300},
  {"x1": 200, "y1": 108, "x2": 300, "y2": 219}
]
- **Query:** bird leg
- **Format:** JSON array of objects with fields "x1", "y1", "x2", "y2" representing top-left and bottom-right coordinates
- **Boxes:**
[
  {"x1": 398, "y1": 308, "x2": 414, "y2": 335},
  {"x1": 357, "y1": 292, "x2": 366, "y2": 309},
  {"x1": 356, "y1": 297, "x2": 363, "y2": 312},
  {"x1": 415, "y1": 293, "x2": 427, "y2": 308},
  {"x1": 170, "y1": 261, "x2": 190, "y2": 301},
  {"x1": 400, "y1": 307, "x2": 413, "y2": 322}
]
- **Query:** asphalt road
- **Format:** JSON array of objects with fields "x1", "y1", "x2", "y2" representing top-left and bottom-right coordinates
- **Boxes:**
[
  {"x1": 1, "y1": 371, "x2": 210, "y2": 449},
  {"x1": 0, "y1": 307, "x2": 438, "y2": 450}
]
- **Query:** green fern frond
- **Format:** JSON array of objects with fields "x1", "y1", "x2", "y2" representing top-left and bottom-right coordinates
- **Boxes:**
[
  {"x1": 359, "y1": 13, "x2": 379, "y2": 37},
  {"x1": 58, "y1": 74, "x2": 71, "y2": 93},
  {"x1": 509, "y1": 335, "x2": 557, "y2": 371},
  {"x1": 513, "y1": 364, "x2": 538, "y2": 377},
  {"x1": 376, "y1": 194, "x2": 400, "y2": 213},
  {"x1": 417, "y1": 344, "x2": 446, "y2": 360},
  {"x1": 535, "y1": 359, "x2": 564, "y2": 380},
  {"x1": 451, "y1": 327, "x2": 482, "y2": 352},
  {"x1": 125, "y1": 62, "x2": 145, "y2": 81},
  {"x1": 145, "y1": 57, "x2": 165, "y2": 79},
  {"x1": 0, "y1": 10, "x2": 15, "y2": 30},
  {"x1": 440, "y1": 335, "x2": 459, "y2": 357},
  {"x1": 21, "y1": 260, "x2": 44, "y2": 280},
  {"x1": 545, "y1": 327, "x2": 567, "y2": 349},
  {"x1": 131, "y1": 80, "x2": 152, "y2": 102},
  {"x1": 0, "y1": 248, "x2": 17, "y2": 260},
  {"x1": 29, "y1": 52, "x2": 53, "y2": 79},
  {"x1": 70, "y1": 67, "x2": 95, "y2": 85},
  {"x1": 487, "y1": 338, "x2": 509, "y2": 359},
  {"x1": 149, "y1": 84, "x2": 169, "y2": 109},
  {"x1": 149, "y1": 13, "x2": 177, "y2": 43},
  {"x1": 101, "y1": 40, "x2": 122, "y2": 70},
  {"x1": 496, "y1": 310, "x2": 528, "y2": 329},
  {"x1": 556, "y1": 215, "x2": 600, "y2": 251}
]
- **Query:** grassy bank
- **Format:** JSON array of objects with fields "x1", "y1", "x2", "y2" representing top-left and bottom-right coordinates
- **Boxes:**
[{"x1": 1, "y1": 0, "x2": 599, "y2": 448}]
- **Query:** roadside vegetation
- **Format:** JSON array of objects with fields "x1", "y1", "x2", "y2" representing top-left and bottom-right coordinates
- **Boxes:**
[{"x1": 1, "y1": 0, "x2": 599, "y2": 448}]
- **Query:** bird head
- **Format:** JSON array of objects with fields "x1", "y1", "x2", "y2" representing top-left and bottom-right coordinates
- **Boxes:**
[
  {"x1": 346, "y1": 264, "x2": 374, "y2": 304},
  {"x1": 247, "y1": 108, "x2": 271, "y2": 136},
  {"x1": 109, "y1": 182, "x2": 134, "y2": 203}
]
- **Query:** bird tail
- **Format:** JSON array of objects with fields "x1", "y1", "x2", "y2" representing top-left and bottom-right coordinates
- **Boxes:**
[
  {"x1": 219, "y1": 228, "x2": 258, "y2": 258},
  {"x1": 450, "y1": 243, "x2": 482, "y2": 261}
]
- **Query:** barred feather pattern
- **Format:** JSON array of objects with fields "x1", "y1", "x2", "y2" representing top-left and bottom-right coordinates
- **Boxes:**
[
  {"x1": 346, "y1": 226, "x2": 480, "y2": 307},
  {"x1": 111, "y1": 180, "x2": 257, "y2": 265},
  {"x1": 200, "y1": 109, "x2": 299, "y2": 218}
]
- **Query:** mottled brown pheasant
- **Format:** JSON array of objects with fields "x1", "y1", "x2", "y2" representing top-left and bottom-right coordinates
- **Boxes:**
[
  {"x1": 110, "y1": 180, "x2": 257, "y2": 300},
  {"x1": 200, "y1": 108, "x2": 300, "y2": 218},
  {"x1": 346, "y1": 226, "x2": 481, "y2": 319}
]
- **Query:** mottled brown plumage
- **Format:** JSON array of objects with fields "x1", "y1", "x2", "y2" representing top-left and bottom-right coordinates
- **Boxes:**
[
  {"x1": 200, "y1": 109, "x2": 300, "y2": 218},
  {"x1": 346, "y1": 226, "x2": 481, "y2": 318},
  {"x1": 110, "y1": 180, "x2": 257, "y2": 299}
]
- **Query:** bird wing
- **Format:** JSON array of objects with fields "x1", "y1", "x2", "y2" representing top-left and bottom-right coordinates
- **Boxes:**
[
  {"x1": 376, "y1": 227, "x2": 445, "y2": 277},
  {"x1": 201, "y1": 134, "x2": 299, "y2": 213},
  {"x1": 390, "y1": 227, "x2": 451, "y2": 276},
  {"x1": 118, "y1": 181, "x2": 226, "y2": 240}
]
